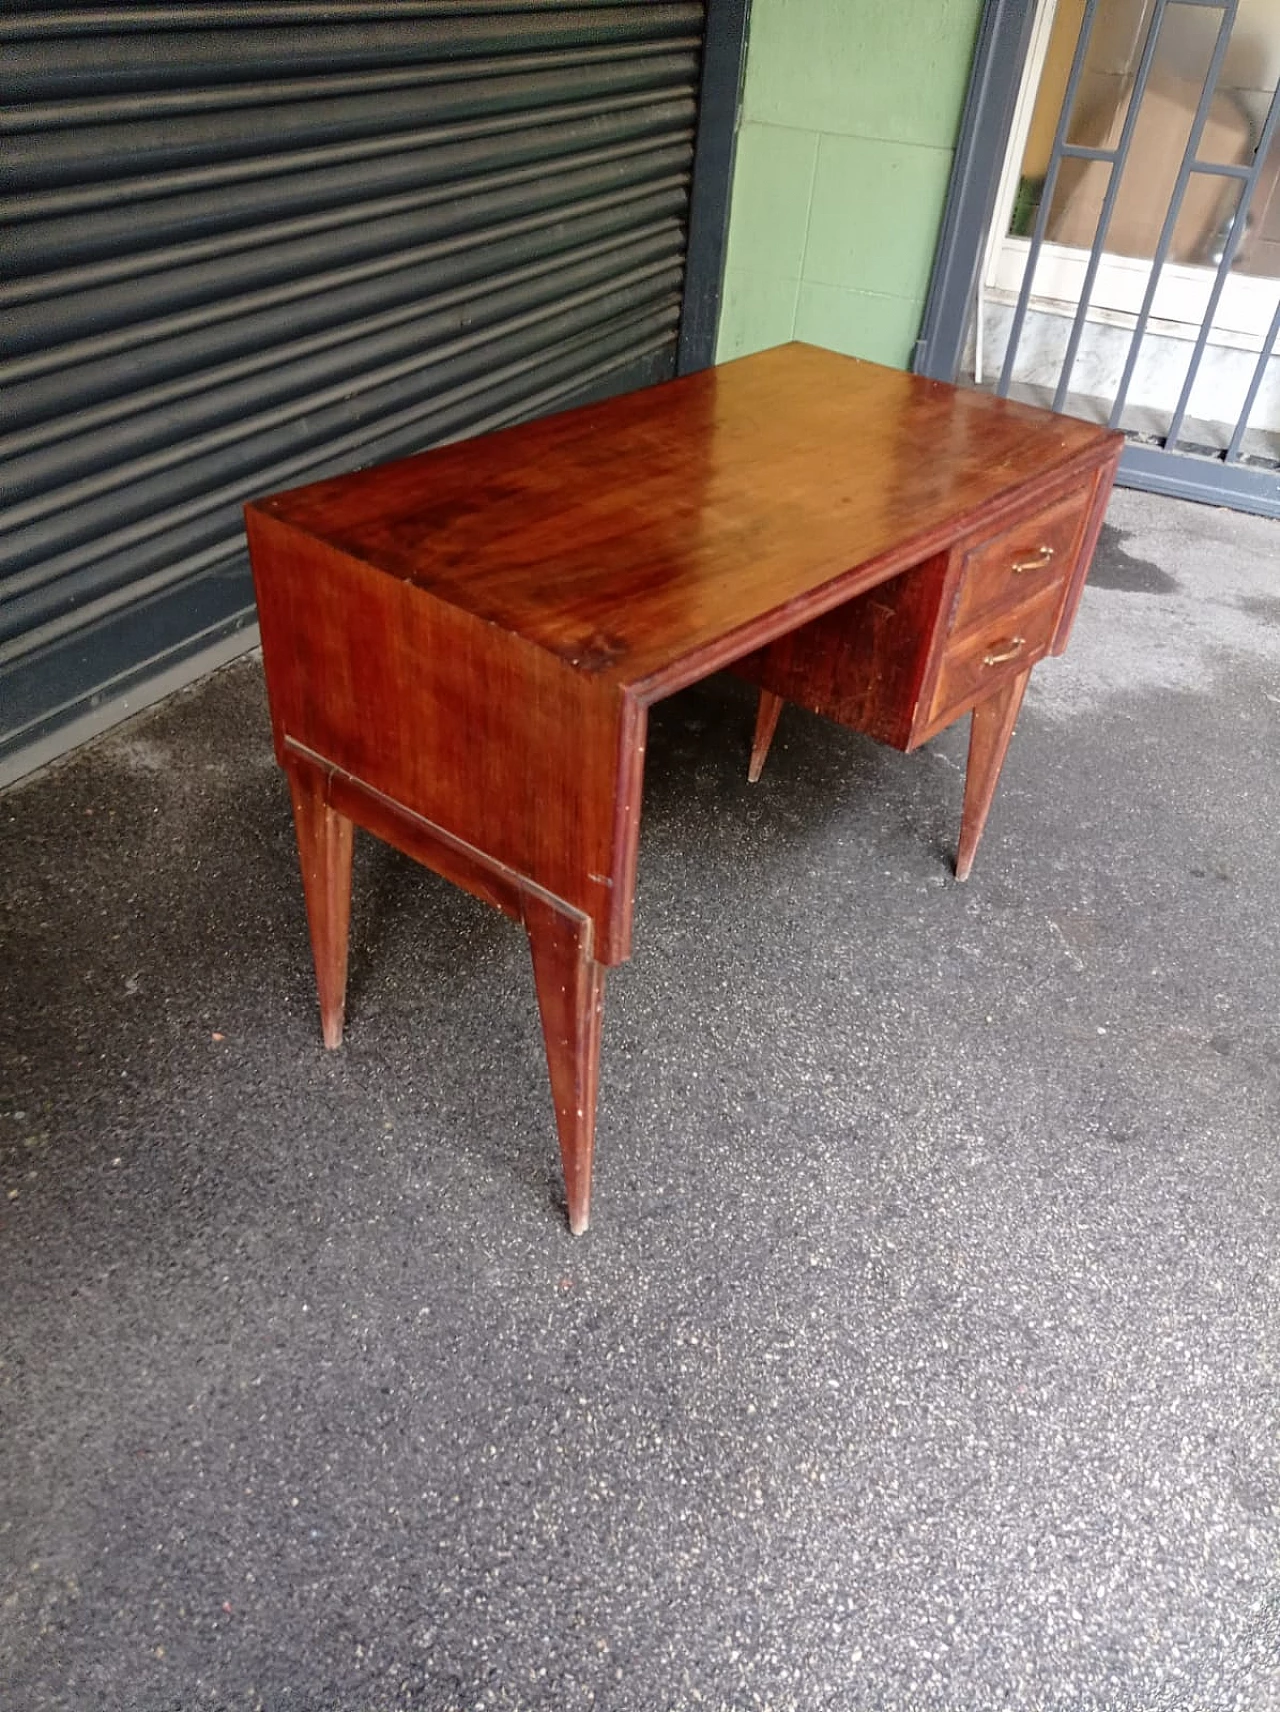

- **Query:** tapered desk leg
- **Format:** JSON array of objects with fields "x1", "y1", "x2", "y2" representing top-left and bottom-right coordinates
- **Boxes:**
[
  {"x1": 523, "y1": 894, "x2": 606, "y2": 1236},
  {"x1": 287, "y1": 765, "x2": 355, "y2": 1049},
  {"x1": 956, "y1": 668, "x2": 1031, "y2": 883},
  {"x1": 748, "y1": 690, "x2": 785, "y2": 783}
]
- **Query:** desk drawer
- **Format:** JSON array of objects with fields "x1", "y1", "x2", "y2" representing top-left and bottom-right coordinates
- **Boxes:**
[
  {"x1": 929, "y1": 581, "x2": 1064, "y2": 725},
  {"x1": 951, "y1": 487, "x2": 1090, "y2": 635}
]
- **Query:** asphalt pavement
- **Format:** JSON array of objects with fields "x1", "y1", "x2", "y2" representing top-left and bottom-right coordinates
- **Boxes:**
[{"x1": 1, "y1": 486, "x2": 1277, "y2": 1711}]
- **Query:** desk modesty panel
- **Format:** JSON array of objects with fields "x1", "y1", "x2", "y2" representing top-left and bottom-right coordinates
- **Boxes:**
[{"x1": 246, "y1": 344, "x2": 1122, "y2": 1232}]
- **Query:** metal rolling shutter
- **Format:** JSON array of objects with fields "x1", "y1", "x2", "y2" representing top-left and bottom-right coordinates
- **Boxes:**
[{"x1": 0, "y1": 1, "x2": 708, "y2": 772}]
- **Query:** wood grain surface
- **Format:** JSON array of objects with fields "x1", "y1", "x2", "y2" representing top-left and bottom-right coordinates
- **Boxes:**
[{"x1": 251, "y1": 343, "x2": 1117, "y2": 701}]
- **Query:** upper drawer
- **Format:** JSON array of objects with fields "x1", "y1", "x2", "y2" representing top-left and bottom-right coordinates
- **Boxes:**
[{"x1": 951, "y1": 486, "x2": 1092, "y2": 635}]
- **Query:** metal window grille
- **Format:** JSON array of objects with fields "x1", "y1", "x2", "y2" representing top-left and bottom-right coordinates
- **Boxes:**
[{"x1": 995, "y1": 0, "x2": 1280, "y2": 518}]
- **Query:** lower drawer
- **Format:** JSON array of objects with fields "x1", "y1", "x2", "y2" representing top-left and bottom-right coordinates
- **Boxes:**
[{"x1": 927, "y1": 581, "x2": 1064, "y2": 727}]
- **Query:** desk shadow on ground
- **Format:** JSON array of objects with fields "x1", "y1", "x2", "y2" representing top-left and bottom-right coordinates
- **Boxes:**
[
  {"x1": 640, "y1": 671, "x2": 968, "y2": 880},
  {"x1": 1, "y1": 624, "x2": 1277, "y2": 1712}
]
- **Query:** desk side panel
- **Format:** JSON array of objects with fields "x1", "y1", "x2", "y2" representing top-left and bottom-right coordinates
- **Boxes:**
[
  {"x1": 247, "y1": 509, "x2": 640, "y2": 963},
  {"x1": 1051, "y1": 447, "x2": 1123, "y2": 655}
]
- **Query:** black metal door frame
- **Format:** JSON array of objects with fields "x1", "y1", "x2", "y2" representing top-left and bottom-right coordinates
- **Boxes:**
[
  {"x1": 679, "y1": 0, "x2": 751, "y2": 373},
  {"x1": 915, "y1": 0, "x2": 1280, "y2": 521}
]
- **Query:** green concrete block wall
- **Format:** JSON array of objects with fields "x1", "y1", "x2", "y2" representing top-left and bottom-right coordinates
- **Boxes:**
[{"x1": 716, "y1": 0, "x2": 984, "y2": 368}]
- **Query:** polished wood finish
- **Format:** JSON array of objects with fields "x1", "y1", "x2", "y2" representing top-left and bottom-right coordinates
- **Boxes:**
[
  {"x1": 286, "y1": 763, "x2": 354, "y2": 1050},
  {"x1": 1051, "y1": 451, "x2": 1118, "y2": 655},
  {"x1": 748, "y1": 691, "x2": 784, "y2": 784},
  {"x1": 735, "y1": 548, "x2": 955, "y2": 754},
  {"x1": 250, "y1": 344, "x2": 1115, "y2": 701},
  {"x1": 245, "y1": 517, "x2": 645, "y2": 966},
  {"x1": 956, "y1": 667, "x2": 1031, "y2": 883},
  {"x1": 950, "y1": 486, "x2": 1091, "y2": 633},
  {"x1": 740, "y1": 456, "x2": 1120, "y2": 874},
  {"x1": 246, "y1": 343, "x2": 1121, "y2": 1230},
  {"x1": 927, "y1": 579, "x2": 1063, "y2": 728},
  {"x1": 523, "y1": 894, "x2": 606, "y2": 1236}
]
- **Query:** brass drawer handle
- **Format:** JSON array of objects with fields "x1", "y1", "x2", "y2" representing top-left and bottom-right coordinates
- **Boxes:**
[
  {"x1": 982, "y1": 636, "x2": 1025, "y2": 667},
  {"x1": 1012, "y1": 544, "x2": 1055, "y2": 574}
]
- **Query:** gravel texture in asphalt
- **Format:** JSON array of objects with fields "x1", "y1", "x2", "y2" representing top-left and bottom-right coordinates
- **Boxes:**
[{"x1": 1, "y1": 487, "x2": 1278, "y2": 1711}]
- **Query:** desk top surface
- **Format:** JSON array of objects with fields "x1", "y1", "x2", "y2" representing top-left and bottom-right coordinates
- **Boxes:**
[{"x1": 251, "y1": 343, "x2": 1118, "y2": 696}]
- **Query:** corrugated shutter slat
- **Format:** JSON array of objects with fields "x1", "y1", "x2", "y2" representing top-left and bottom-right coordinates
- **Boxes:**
[{"x1": 0, "y1": 0, "x2": 705, "y2": 763}]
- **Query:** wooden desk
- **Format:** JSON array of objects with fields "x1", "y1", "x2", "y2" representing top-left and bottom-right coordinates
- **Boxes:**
[{"x1": 245, "y1": 343, "x2": 1121, "y2": 1233}]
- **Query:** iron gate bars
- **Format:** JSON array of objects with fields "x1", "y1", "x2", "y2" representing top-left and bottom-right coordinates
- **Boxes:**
[{"x1": 996, "y1": 0, "x2": 1279, "y2": 483}]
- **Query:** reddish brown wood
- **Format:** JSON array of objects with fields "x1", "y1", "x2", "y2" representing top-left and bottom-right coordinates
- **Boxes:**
[
  {"x1": 925, "y1": 580, "x2": 1063, "y2": 731},
  {"x1": 286, "y1": 740, "x2": 530, "y2": 926},
  {"x1": 286, "y1": 761, "x2": 354, "y2": 1049},
  {"x1": 250, "y1": 344, "x2": 1119, "y2": 705},
  {"x1": 955, "y1": 668, "x2": 1032, "y2": 883},
  {"x1": 748, "y1": 690, "x2": 784, "y2": 782},
  {"x1": 950, "y1": 485, "x2": 1094, "y2": 634},
  {"x1": 523, "y1": 894, "x2": 606, "y2": 1237},
  {"x1": 247, "y1": 514, "x2": 644, "y2": 967},
  {"x1": 245, "y1": 342, "x2": 1122, "y2": 1230},
  {"x1": 730, "y1": 455, "x2": 1120, "y2": 875},
  {"x1": 1052, "y1": 448, "x2": 1124, "y2": 654},
  {"x1": 734, "y1": 549, "x2": 955, "y2": 754}
]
